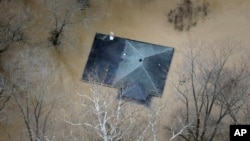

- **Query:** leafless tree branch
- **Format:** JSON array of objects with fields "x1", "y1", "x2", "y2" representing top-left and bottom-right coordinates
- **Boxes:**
[{"x1": 168, "y1": 39, "x2": 250, "y2": 141}]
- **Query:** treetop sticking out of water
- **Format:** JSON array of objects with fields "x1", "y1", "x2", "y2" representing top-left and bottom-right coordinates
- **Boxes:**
[{"x1": 167, "y1": 0, "x2": 210, "y2": 31}]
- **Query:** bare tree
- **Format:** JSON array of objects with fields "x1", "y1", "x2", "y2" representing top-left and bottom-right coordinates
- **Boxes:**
[
  {"x1": 12, "y1": 86, "x2": 55, "y2": 141},
  {"x1": 0, "y1": 1, "x2": 31, "y2": 113},
  {"x1": 242, "y1": 102, "x2": 250, "y2": 123},
  {"x1": 0, "y1": 0, "x2": 29, "y2": 53},
  {"x1": 62, "y1": 76, "x2": 164, "y2": 141},
  {"x1": 2, "y1": 46, "x2": 61, "y2": 141},
  {"x1": 45, "y1": 0, "x2": 89, "y2": 47},
  {"x1": 0, "y1": 73, "x2": 10, "y2": 111},
  {"x1": 168, "y1": 39, "x2": 250, "y2": 141}
]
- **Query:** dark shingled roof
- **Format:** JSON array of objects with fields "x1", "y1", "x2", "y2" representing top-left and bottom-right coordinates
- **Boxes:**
[{"x1": 82, "y1": 33, "x2": 174, "y2": 103}]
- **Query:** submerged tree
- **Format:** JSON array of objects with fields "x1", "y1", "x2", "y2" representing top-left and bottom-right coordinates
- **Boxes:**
[
  {"x1": 167, "y1": 0, "x2": 210, "y2": 31},
  {"x1": 168, "y1": 39, "x2": 250, "y2": 141},
  {"x1": 2, "y1": 46, "x2": 61, "y2": 141},
  {"x1": 62, "y1": 73, "x2": 164, "y2": 141},
  {"x1": 0, "y1": 73, "x2": 10, "y2": 111},
  {"x1": 0, "y1": 1, "x2": 29, "y2": 53},
  {"x1": 0, "y1": 0, "x2": 30, "y2": 113},
  {"x1": 45, "y1": 0, "x2": 89, "y2": 47}
]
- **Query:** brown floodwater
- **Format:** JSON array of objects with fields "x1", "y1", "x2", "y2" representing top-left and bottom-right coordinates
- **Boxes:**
[{"x1": 1, "y1": 0, "x2": 250, "y2": 140}]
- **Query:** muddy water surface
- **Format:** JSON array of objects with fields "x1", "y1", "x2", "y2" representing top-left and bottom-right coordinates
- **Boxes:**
[{"x1": 1, "y1": 0, "x2": 250, "y2": 140}]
